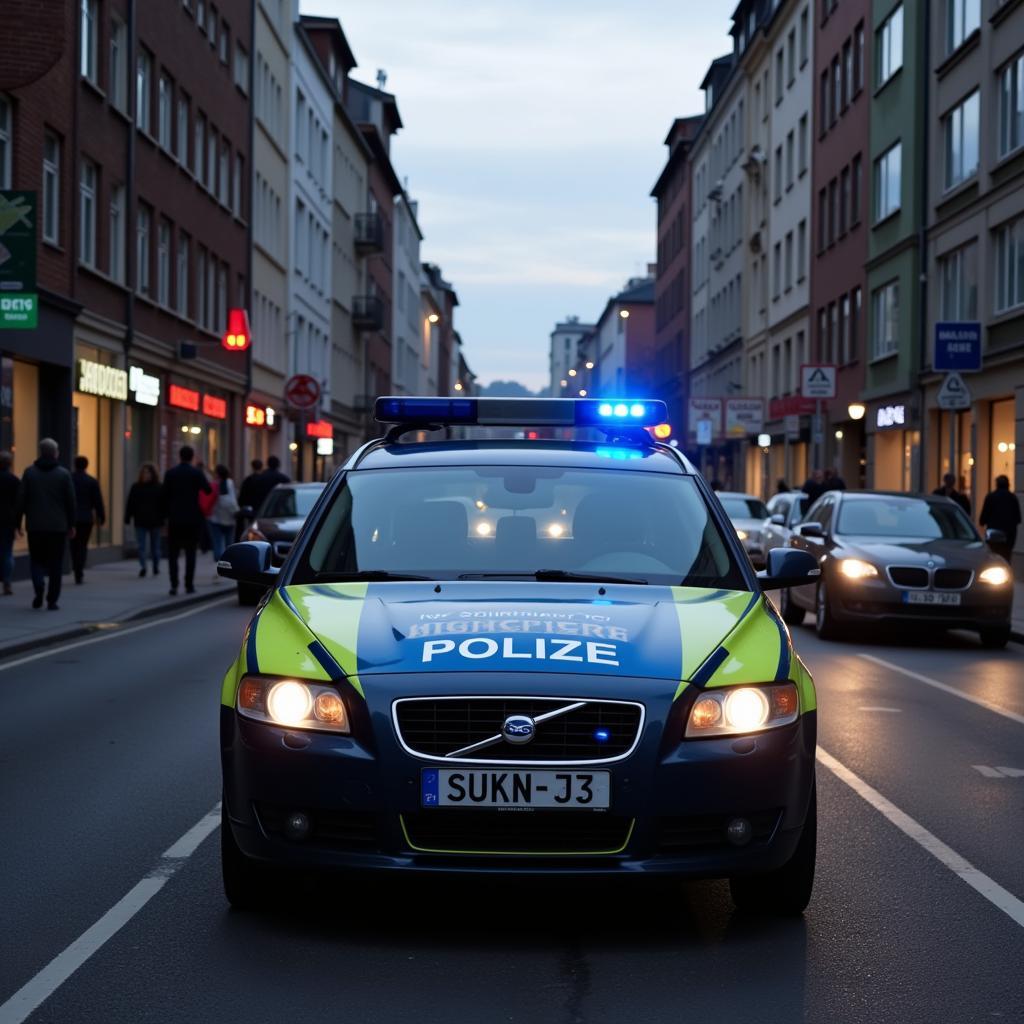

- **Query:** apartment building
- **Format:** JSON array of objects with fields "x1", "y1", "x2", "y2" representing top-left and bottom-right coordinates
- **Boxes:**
[
  {"x1": 392, "y1": 192, "x2": 424, "y2": 396},
  {"x1": 548, "y1": 317, "x2": 593, "y2": 397}
]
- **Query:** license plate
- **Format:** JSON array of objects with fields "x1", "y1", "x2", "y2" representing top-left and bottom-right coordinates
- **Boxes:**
[
  {"x1": 421, "y1": 768, "x2": 610, "y2": 810},
  {"x1": 903, "y1": 591, "x2": 962, "y2": 606}
]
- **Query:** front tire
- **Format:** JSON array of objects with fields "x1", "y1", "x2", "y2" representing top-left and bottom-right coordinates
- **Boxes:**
[
  {"x1": 779, "y1": 586, "x2": 806, "y2": 626},
  {"x1": 979, "y1": 625, "x2": 1010, "y2": 650},
  {"x1": 221, "y1": 802, "x2": 269, "y2": 910},
  {"x1": 730, "y1": 783, "x2": 816, "y2": 916},
  {"x1": 815, "y1": 582, "x2": 842, "y2": 640}
]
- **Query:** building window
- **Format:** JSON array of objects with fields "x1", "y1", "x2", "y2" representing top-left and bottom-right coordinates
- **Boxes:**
[
  {"x1": 994, "y1": 215, "x2": 1024, "y2": 313},
  {"x1": 798, "y1": 219, "x2": 807, "y2": 280},
  {"x1": 798, "y1": 114, "x2": 808, "y2": 174},
  {"x1": 852, "y1": 287, "x2": 862, "y2": 361},
  {"x1": 946, "y1": 0, "x2": 979, "y2": 56},
  {"x1": 775, "y1": 49, "x2": 784, "y2": 104},
  {"x1": 176, "y1": 231, "x2": 189, "y2": 317},
  {"x1": 773, "y1": 241, "x2": 782, "y2": 298},
  {"x1": 785, "y1": 231, "x2": 794, "y2": 291},
  {"x1": 0, "y1": 94, "x2": 11, "y2": 189},
  {"x1": 799, "y1": 7, "x2": 809, "y2": 66},
  {"x1": 80, "y1": 0, "x2": 98, "y2": 82},
  {"x1": 219, "y1": 142, "x2": 229, "y2": 205},
  {"x1": 194, "y1": 113, "x2": 205, "y2": 180},
  {"x1": 158, "y1": 73, "x2": 173, "y2": 149},
  {"x1": 136, "y1": 48, "x2": 152, "y2": 133},
  {"x1": 232, "y1": 153, "x2": 242, "y2": 218},
  {"x1": 851, "y1": 154, "x2": 863, "y2": 224},
  {"x1": 843, "y1": 40, "x2": 854, "y2": 104},
  {"x1": 998, "y1": 53, "x2": 1024, "y2": 159},
  {"x1": 234, "y1": 43, "x2": 249, "y2": 93},
  {"x1": 109, "y1": 184, "x2": 125, "y2": 283},
  {"x1": 109, "y1": 17, "x2": 128, "y2": 111},
  {"x1": 787, "y1": 30, "x2": 796, "y2": 85},
  {"x1": 854, "y1": 22, "x2": 865, "y2": 94},
  {"x1": 876, "y1": 5, "x2": 903, "y2": 88},
  {"x1": 774, "y1": 145, "x2": 782, "y2": 202},
  {"x1": 196, "y1": 246, "x2": 208, "y2": 326},
  {"x1": 79, "y1": 158, "x2": 97, "y2": 266},
  {"x1": 943, "y1": 91, "x2": 979, "y2": 191},
  {"x1": 196, "y1": 0, "x2": 205, "y2": 31},
  {"x1": 872, "y1": 280, "x2": 899, "y2": 359},
  {"x1": 840, "y1": 294, "x2": 852, "y2": 363},
  {"x1": 176, "y1": 94, "x2": 189, "y2": 164},
  {"x1": 939, "y1": 242, "x2": 978, "y2": 321},
  {"x1": 136, "y1": 204, "x2": 151, "y2": 297},
  {"x1": 207, "y1": 127, "x2": 217, "y2": 193},
  {"x1": 840, "y1": 166, "x2": 850, "y2": 235},
  {"x1": 786, "y1": 131, "x2": 794, "y2": 188},
  {"x1": 157, "y1": 218, "x2": 171, "y2": 306},
  {"x1": 874, "y1": 142, "x2": 902, "y2": 222},
  {"x1": 217, "y1": 263, "x2": 227, "y2": 329},
  {"x1": 219, "y1": 21, "x2": 229, "y2": 64},
  {"x1": 207, "y1": 4, "x2": 218, "y2": 46},
  {"x1": 42, "y1": 131, "x2": 60, "y2": 245}
]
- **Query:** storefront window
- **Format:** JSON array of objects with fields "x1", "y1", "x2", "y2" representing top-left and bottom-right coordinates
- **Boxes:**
[{"x1": 990, "y1": 398, "x2": 1016, "y2": 489}]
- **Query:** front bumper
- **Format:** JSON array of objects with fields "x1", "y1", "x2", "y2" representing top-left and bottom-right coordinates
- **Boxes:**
[{"x1": 220, "y1": 680, "x2": 816, "y2": 878}]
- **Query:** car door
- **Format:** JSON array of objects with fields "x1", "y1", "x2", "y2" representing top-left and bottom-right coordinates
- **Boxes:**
[{"x1": 790, "y1": 494, "x2": 835, "y2": 609}]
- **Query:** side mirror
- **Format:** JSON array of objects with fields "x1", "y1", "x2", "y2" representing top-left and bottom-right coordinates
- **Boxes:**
[
  {"x1": 985, "y1": 528, "x2": 1008, "y2": 545},
  {"x1": 769, "y1": 513, "x2": 786, "y2": 526},
  {"x1": 217, "y1": 541, "x2": 278, "y2": 586},
  {"x1": 797, "y1": 522, "x2": 825, "y2": 539},
  {"x1": 757, "y1": 548, "x2": 821, "y2": 591}
]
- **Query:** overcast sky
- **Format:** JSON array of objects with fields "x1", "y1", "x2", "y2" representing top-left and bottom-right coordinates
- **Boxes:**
[{"x1": 309, "y1": 1, "x2": 731, "y2": 391}]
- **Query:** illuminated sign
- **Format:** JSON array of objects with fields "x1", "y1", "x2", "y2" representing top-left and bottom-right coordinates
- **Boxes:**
[
  {"x1": 875, "y1": 404, "x2": 906, "y2": 429},
  {"x1": 202, "y1": 394, "x2": 227, "y2": 419},
  {"x1": 168, "y1": 384, "x2": 200, "y2": 411},
  {"x1": 128, "y1": 365, "x2": 161, "y2": 406},
  {"x1": 305, "y1": 420, "x2": 333, "y2": 439},
  {"x1": 245, "y1": 404, "x2": 278, "y2": 428},
  {"x1": 77, "y1": 359, "x2": 128, "y2": 401},
  {"x1": 316, "y1": 437, "x2": 334, "y2": 456}
]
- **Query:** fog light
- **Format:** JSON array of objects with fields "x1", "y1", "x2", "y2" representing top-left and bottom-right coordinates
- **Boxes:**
[
  {"x1": 726, "y1": 817, "x2": 753, "y2": 846},
  {"x1": 284, "y1": 811, "x2": 311, "y2": 840}
]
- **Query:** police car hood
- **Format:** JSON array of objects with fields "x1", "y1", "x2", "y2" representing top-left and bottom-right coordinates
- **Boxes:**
[{"x1": 278, "y1": 581, "x2": 767, "y2": 684}]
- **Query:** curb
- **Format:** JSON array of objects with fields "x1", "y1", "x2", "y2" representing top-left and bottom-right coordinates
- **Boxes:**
[{"x1": 0, "y1": 587, "x2": 230, "y2": 662}]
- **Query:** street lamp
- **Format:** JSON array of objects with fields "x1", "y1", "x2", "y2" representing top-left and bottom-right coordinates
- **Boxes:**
[
  {"x1": 579, "y1": 389, "x2": 588, "y2": 397},
  {"x1": 453, "y1": 381, "x2": 463, "y2": 392},
  {"x1": 847, "y1": 402, "x2": 866, "y2": 421},
  {"x1": 568, "y1": 368, "x2": 577, "y2": 377},
  {"x1": 427, "y1": 313, "x2": 439, "y2": 324},
  {"x1": 560, "y1": 379, "x2": 567, "y2": 387},
  {"x1": 619, "y1": 309, "x2": 630, "y2": 319},
  {"x1": 585, "y1": 361, "x2": 594, "y2": 370},
  {"x1": 757, "y1": 434, "x2": 771, "y2": 502}
]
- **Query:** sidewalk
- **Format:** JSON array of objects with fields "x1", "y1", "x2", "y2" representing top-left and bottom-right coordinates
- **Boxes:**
[
  {"x1": 1014, "y1": 582, "x2": 1024, "y2": 644},
  {"x1": 0, "y1": 555, "x2": 235, "y2": 658}
]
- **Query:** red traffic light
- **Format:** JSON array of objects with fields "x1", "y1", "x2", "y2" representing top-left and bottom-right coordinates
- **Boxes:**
[{"x1": 222, "y1": 308, "x2": 251, "y2": 352}]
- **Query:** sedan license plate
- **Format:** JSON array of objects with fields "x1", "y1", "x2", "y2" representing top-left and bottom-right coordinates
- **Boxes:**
[
  {"x1": 421, "y1": 768, "x2": 610, "y2": 810},
  {"x1": 903, "y1": 591, "x2": 962, "y2": 606}
]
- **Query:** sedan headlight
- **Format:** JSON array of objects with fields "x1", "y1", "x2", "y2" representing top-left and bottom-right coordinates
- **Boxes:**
[
  {"x1": 736, "y1": 528, "x2": 749, "y2": 541},
  {"x1": 838, "y1": 558, "x2": 878, "y2": 580},
  {"x1": 685, "y1": 683, "x2": 799, "y2": 738},
  {"x1": 237, "y1": 675, "x2": 350, "y2": 733},
  {"x1": 979, "y1": 565, "x2": 1011, "y2": 586}
]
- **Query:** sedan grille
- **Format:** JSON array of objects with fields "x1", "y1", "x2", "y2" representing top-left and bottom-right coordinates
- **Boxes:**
[
  {"x1": 933, "y1": 568, "x2": 972, "y2": 589},
  {"x1": 393, "y1": 697, "x2": 644, "y2": 763},
  {"x1": 401, "y1": 810, "x2": 633, "y2": 855},
  {"x1": 887, "y1": 566, "x2": 929, "y2": 588}
]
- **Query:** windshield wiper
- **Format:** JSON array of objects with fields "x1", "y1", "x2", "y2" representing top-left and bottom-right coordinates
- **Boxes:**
[
  {"x1": 312, "y1": 570, "x2": 435, "y2": 582},
  {"x1": 457, "y1": 570, "x2": 648, "y2": 585}
]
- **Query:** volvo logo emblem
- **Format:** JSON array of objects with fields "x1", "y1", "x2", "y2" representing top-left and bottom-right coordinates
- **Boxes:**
[{"x1": 502, "y1": 714, "x2": 536, "y2": 745}]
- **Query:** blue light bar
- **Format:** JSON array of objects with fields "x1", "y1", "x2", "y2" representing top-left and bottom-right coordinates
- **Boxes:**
[{"x1": 374, "y1": 396, "x2": 668, "y2": 428}]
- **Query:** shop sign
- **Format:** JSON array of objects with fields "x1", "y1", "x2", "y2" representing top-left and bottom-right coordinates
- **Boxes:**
[
  {"x1": 128, "y1": 366, "x2": 161, "y2": 407},
  {"x1": 934, "y1": 322, "x2": 981, "y2": 372},
  {"x1": 305, "y1": 419, "x2": 334, "y2": 439},
  {"x1": 687, "y1": 398, "x2": 722, "y2": 443},
  {"x1": 245, "y1": 404, "x2": 278, "y2": 428},
  {"x1": 0, "y1": 191, "x2": 38, "y2": 329},
  {"x1": 78, "y1": 359, "x2": 128, "y2": 401},
  {"x1": 168, "y1": 384, "x2": 200, "y2": 411},
  {"x1": 202, "y1": 394, "x2": 227, "y2": 419},
  {"x1": 725, "y1": 398, "x2": 765, "y2": 437},
  {"x1": 769, "y1": 395, "x2": 816, "y2": 419},
  {"x1": 316, "y1": 437, "x2": 334, "y2": 456},
  {"x1": 875, "y1": 404, "x2": 906, "y2": 429}
]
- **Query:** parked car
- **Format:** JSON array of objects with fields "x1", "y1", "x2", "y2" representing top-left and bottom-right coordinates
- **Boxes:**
[
  {"x1": 762, "y1": 491, "x2": 809, "y2": 560},
  {"x1": 237, "y1": 482, "x2": 326, "y2": 604},
  {"x1": 780, "y1": 490, "x2": 1013, "y2": 647},
  {"x1": 718, "y1": 492, "x2": 771, "y2": 568}
]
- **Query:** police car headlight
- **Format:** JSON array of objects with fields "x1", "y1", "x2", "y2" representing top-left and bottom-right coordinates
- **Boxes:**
[
  {"x1": 685, "y1": 683, "x2": 799, "y2": 738},
  {"x1": 237, "y1": 675, "x2": 350, "y2": 733}
]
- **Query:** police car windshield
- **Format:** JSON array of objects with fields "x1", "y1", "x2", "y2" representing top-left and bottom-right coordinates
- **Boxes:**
[{"x1": 298, "y1": 465, "x2": 747, "y2": 589}]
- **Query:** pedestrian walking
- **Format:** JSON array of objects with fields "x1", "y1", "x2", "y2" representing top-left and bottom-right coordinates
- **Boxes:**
[
  {"x1": 775, "y1": 478, "x2": 790, "y2": 495},
  {"x1": 822, "y1": 467, "x2": 847, "y2": 492},
  {"x1": 237, "y1": 458, "x2": 264, "y2": 540},
  {"x1": 0, "y1": 450, "x2": 19, "y2": 596},
  {"x1": 160, "y1": 445, "x2": 211, "y2": 596},
  {"x1": 125, "y1": 463, "x2": 163, "y2": 577},
  {"x1": 979, "y1": 475, "x2": 1021, "y2": 565},
  {"x1": 14, "y1": 438, "x2": 76, "y2": 610},
  {"x1": 208, "y1": 464, "x2": 239, "y2": 569},
  {"x1": 70, "y1": 455, "x2": 106, "y2": 584},
  {"x1": 800, "y1": 469, "x2": 824, "y2": 511},
  {"x1": 932, "y1": 473, "x2": 971, "y2": 516}
]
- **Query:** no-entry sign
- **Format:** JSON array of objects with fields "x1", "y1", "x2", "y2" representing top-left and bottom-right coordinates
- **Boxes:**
[{"x1": 285, "y1": 374, "x2": 321, "y2": 410}]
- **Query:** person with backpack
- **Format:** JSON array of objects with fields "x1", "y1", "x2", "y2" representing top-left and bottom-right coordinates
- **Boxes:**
[{"x1": 160, "y1": 446, "x2": 212, "y2": 596}]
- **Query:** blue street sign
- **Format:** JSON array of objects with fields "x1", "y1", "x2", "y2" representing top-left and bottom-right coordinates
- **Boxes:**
[{"x1": 934, "y1": 322, "x2": 981, "y2": 372}]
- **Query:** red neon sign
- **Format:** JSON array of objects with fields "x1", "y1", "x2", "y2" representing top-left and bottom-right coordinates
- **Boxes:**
[
  {"x1": 222, "y1": 308, "x2": 251, "y2": 351},
  {"x1": 168, "y1": 384, "x2": 200, "y2": 411},
  {"x1": 202, "y1": 394, "x2": 227, "y2": 419},
  {"x1": 305, "y1": 420, "x2": 334, "y2": 439}
]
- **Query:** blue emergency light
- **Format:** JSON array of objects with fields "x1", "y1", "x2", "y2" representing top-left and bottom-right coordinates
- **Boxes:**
[{"x1": 374, "y1": 396, "x2": 668, "y2": 429}]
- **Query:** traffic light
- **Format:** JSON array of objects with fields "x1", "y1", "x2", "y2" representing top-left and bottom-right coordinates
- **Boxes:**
[{"x1": 222, "y1": 308, "x2": 251, "y2": 351}]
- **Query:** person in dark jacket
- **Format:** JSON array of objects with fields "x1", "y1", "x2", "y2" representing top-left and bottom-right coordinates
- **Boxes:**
[
  {"x1": 799, "y1": 469, "x2": 824, "y2": 512},
  {"x1": 979, "y1": 475, "x2": 1021, "y2": 566},
  {"x1": 0, "y1": 450, "x2": 19, "y2": 596},
  {"x1": 822, "y1": 467, "x2": 847, "y2": 492},
  {"x1": 160, "y1": 445, "x2": 211, "y2": 596},
  {"x1": 236, "y1": 459, "x2": 264, "y2": 541},
  {"x1": 933, "y1": 473, "x2": 971, "y2": 516},
  {"x1": 247, "y1": 454, "x2": 291, "y2": 513},
  {"x1": 125, "y1": 462, "x2": 163, "y2": 577},
  {"x1": 70, "y1": 455, "x2": 106, "y2": 584},
  {"x1": 15, "y1": 438, "x2": 76, "y2": 610}
]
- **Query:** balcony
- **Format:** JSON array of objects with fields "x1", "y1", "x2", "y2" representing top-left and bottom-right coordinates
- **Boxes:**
[
  {"x1": 354, "y1": 212, "x2": 384, "y2": 254},
  {"x1": 353, "y1": 295, "x2": 385, "y2": 331}
]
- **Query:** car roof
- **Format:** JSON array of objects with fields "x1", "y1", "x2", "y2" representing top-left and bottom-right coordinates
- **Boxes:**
[
  {"x1": 273, "y1": 481, "x2": 326, "y2": 491},
  {"x1": 719, "y1": 491, "x2": 762, "y2": 500},
  {"x1": 830, "y1": 490, "x2": 948, "y2": 502},
  {"x1": 352, "y1": 438, "x2": 692, "y2": 474}
]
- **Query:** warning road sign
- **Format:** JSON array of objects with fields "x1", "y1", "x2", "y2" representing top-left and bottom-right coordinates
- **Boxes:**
[
  {"x1": 937, "y1": 371, "x2": 971, "y2": 411},
  {"x1": 800, "y1": 364, "x2": 837, "y2": 399}
]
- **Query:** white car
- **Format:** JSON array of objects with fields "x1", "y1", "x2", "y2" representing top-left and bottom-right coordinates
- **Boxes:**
[
  {"x1": 718, "y1": 492, "x2": 770, "y2": 568},
  {"x1": 762, "y1": 491, "x2": 810, "y2": 560}
]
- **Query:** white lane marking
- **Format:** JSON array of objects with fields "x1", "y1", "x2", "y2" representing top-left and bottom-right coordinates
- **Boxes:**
[
  {"x1": 858, "y1": 653, "x2": 1024, "y2": 727},
  {"x1": 996, "y1": 767, "x2": 1024, "y2": 778},
  {"x1": 0, "y1": 802, "x2": 221, "y2": 1024},
  {"x1": 0, "y1": 596, "x2": 235, "y2": 674},
  {"x1": 858, "y1": 706, "x2": 902, "y2": 713},
  {"x1": 818, "y1": 748, "x2": 1024, "y2": 930},
  {"x1": 973, "y1": 765, "x2": 1005, "y2": 778}
]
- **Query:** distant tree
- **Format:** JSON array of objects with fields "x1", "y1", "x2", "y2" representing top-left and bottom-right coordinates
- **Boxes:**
[{"x1": 478, "y1": 380, "x2": 542, "y2": 398}]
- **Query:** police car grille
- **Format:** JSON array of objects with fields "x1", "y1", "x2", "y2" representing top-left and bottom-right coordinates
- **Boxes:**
[
  {"x1": 394, "y1": 698, "x2": 642, "y2": 761},
  {"x1": 656, "y1": 810, "x2": 781, "y2": 853},
  {"x1": 402, "y1": 810, "x2": 632, "y2": 855}
]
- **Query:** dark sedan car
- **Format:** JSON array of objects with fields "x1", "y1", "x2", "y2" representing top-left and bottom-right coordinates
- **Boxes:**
[
  {"x1": 238, "y1": 482, "x2": 325, "y2": 604},
  {"x1": 778, "y1": 490, "x2": 1013, "y2": 647}
]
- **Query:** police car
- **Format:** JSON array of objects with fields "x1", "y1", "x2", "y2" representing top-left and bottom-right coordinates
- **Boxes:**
[{"x1": 217, "y1": 397, "x2": 821, "y2": 914}]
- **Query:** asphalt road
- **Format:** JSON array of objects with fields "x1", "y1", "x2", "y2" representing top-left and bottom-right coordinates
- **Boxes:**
[{"x1": 1, "y1": 598, "x2": 1022, "y2": 1024}]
